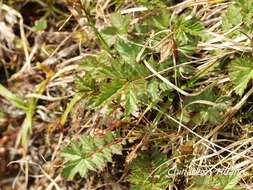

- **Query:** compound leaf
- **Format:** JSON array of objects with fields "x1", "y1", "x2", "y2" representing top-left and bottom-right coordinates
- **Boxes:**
[{"x1": 229, "y1": 56, "x2": 253, "y2": 96}]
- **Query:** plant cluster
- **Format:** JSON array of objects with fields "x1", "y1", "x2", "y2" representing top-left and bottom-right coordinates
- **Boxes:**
[{"x1": 61, "y1": 0, "x2": 253, "y2": 189}]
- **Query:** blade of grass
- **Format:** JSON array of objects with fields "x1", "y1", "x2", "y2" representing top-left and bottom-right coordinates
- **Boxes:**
[
  {"x1": 20, "y1": 74, "x2": 53, "y2": 148},
  {"x1": 60, "y1": 92, "x2": 85, "y2": 126},
  {"x1": 0, "y1": 84, "x2": 28, "y2": 111}
]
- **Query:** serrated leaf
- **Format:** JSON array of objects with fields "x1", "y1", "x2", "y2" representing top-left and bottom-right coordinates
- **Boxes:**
[
  {"x1": 61, "y1": 148, "x2": 82, "y2": 160},
  {"x1": 229, "y1": 56, "x2": 253, "y2": 96},
  {"x1": 193, "y1": 107, "x2": 221, "y2": 125},
  {"x1": 148, "y1": 9, "x2": 170, "y2": 30},
  {"x1": 223, "y1": 0, "x2": 253, "y2": 32},
  {"x1": 102, "y1": 148, "x2": 113, "y2": 162},
  {"x1": 183, "y1": 88, "x2": 227, "y2": 125},
  {"x1": 84, "y1": 159, "x2": 97, "y2": 171},
  {"x1": 125, "y1": 90, "x2": 138, "y2": 115},
  {"x1": 236, "y1": 0, "x2": 253, "y2": 11},
  {"x1": 76, "y1": 160, "x2": 88, "y2": 177},
  {"x1": 99, "y1": 60, "x2": 125, "y2": 79},
  {"x1": 111, "y1": 13, "x2": 131, "y2": 34},
  {"x1": 61, "y1": 133, "x2": 122, "y2": 179},
  {"x1": 148, "y1": 80, "x2": 159, "y2": 100},
  {"x1": 94, "y1": 80, "x2": 126, "y2": 107},
  {"x1": 100, "y1": 14, "x2": 130, "y2": 47},
  {"x1": 174, "y1": 16, "x2": 204, "y2": 44},
  {"x1": 115, "y1": 40, "x2": 140, "y2": 65},
  {"x1": 190, "y1": 176, "x2": 215, "y2": 188},
  {"x1": 128, "y1": 151, "x2": 171, "y2": 190},
  {"x1": 92, "y1": 153, "x2": 106, "y2": 171},
  {"x1": 62, "y1": 159, "x2": 87, "y2": 180},
  {"x1": 219, "y1": 174, "x2": 241, "y2": 190},
  {"x1": 100, "y1": 26, "x2": 118, "y2": 46},
  {"x1": 189, "y1": 174, "x2": 244, "y2": 190},
  {"x1": 222, "y1": 5, "x2": 242, "y2": 32},
  {"x1": 75, "y1": 75, "x2": 96, "y2": 93}
]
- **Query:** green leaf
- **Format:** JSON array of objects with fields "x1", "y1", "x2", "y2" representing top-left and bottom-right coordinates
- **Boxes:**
[
  {"x1": 222, "y1": 5, "x2": 242, "y2": 32},
  {"x1": 229, "y1": 56, "x2": 253, "y2": 96},
  {"x1": 80, "y1": 56, "x2": 99, "y2": 72},
  {"x1": 99, "y1": 60, "x2": 125, "y2": 80},
  {"x1": 111, "y1": 13, "x2": 131, "y2": 34},
  {"x1": 147, "y1": 80, "x2": 159, "y2": 100},
  {"x1": 21, "y1": 111, "x2": 33, "y2": 148},
  {"x1": 60, "y1": 93, "x2": 84, "y2": 126},
  {"x1": 0, "y1": 84, "x2": 28, "y2": 111},
  {"x1": 62, "y1": 159, "x2": 84, "y2": 179},
  {"x1": 34, "y1": 19, "x2": 47, "y2": 31},
  {"x1": 94, "y1": 80, "x2": 126, "y2": 107},
  {"x1": 236, "y1": 0, "x2": 253, "y2": 12},
  {"x1": 128, "y1": 151, "x2": 172, "y2": 190},
  {"x1": 189, "y1": 175, "x2": 216, "y2": 189},
  {"x1": 115, "y1": 40, "x2": 140, "y2": 65},
  {"x1": 183, "y1": 88, "x2": 229, "y2": 125},
  {"x1": 100, "y1": 26, "x2": 118, "y2": 46},
  {"x1": 125, "y1": 89, "x2": 138, "y2": 115},
  {"x1": 61, "y1": 133, "x2": 122, "y2": 179},
  {"x1": 193, "y1": 107, "x2": 221, "y2": 125},
  {"x1": 219, "y1": 174, "x2": 241, "y2": 190},
  {"x1": 174, "y1": 16, "x2": 204, "y2": 44},
  {"x1": 223, "y1": 0, "x2": 253, "y2": 32},
  {"x1": 75, "y1": 75, "x2": 96, "y2": 92},
  {"x1": 148, "y1": 10, "x2": 170, "y2": 30},
  {"x1": 189, "y1": 174, "x2": 244, "y2": 190},
  {"x1": 100, "y1": 14, "x2": 130, "y2": 47}
]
